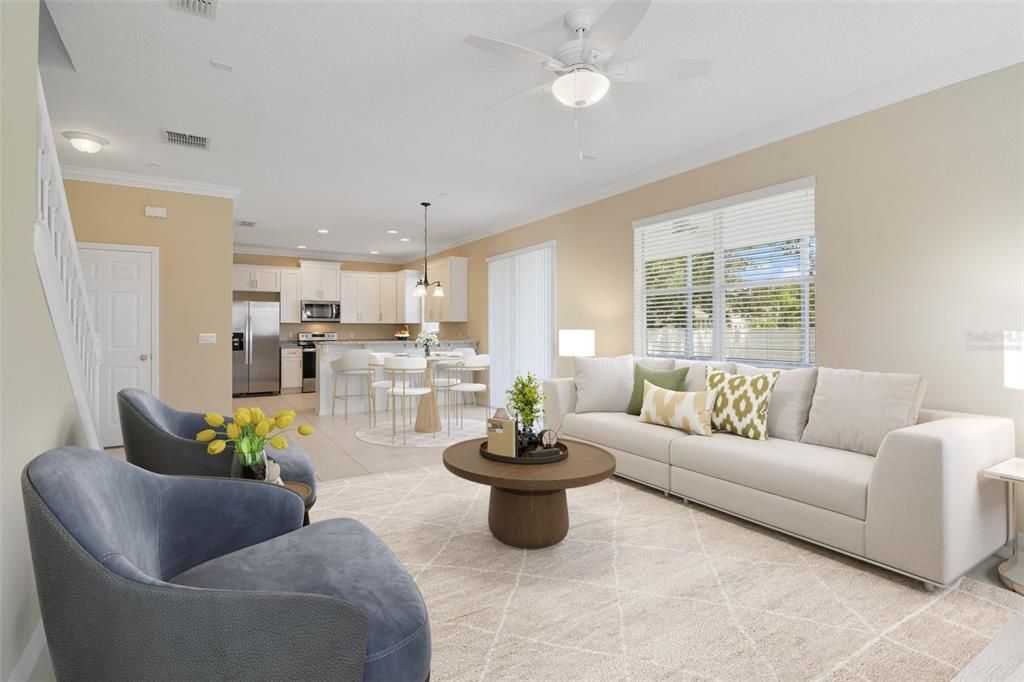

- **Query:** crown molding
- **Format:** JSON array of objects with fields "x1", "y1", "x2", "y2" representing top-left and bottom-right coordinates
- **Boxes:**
[
  {"x1": 425, "y1": 36, "x2": 1023, "y2": 257},
  {"x1": 62, "y1": 166, "x2": 243, "y2": 200},
  {"x1": 232, "y1": 243, "x2": 407, "y2": 265}
]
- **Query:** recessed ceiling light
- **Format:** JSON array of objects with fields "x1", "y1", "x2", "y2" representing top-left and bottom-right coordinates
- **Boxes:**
[
  {"x1": 296, "y1": 245, "x2": 307, "y2": 249},
  {"x1": 399, "y1": 237, "x2": 411, "y2": 242},
  {"x1": 387, "y1": 230, "x2": 399, "y2": 234},
  {"x1": 62, "y1": 131, "x2": 109, "y2": 154},
  {"x1": 369, "y1": 250, "x2": 380, "y2": 255},
  {"x1": 316, "y1": 228, "x2": 329, "y2": 234}
]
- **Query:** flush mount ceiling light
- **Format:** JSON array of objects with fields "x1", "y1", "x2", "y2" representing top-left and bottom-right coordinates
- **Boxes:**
[
  {"x1": 62, "y1": 131, "x2": 109, "y2": 154},
  {"x1": 413, "y1": 202, "x2": 444, "y2": 298},
  {"x1": 551, "y1": 68, "x2": 610, "y2": 108}
]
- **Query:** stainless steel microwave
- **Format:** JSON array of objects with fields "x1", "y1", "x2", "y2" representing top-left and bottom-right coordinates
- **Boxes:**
[{"x1": 301, "y1": 300, "x2": 341, "y2": 322}]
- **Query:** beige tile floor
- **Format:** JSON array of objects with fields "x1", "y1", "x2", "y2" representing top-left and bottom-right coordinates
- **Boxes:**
[{"x1": 229, "y1": 391, "x2": 459, "y2": 480}]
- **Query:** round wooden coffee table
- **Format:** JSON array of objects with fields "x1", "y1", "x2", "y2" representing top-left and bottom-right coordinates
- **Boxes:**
[{"x1": 443, "y1": 438, "x2": 615, "y2": 548}]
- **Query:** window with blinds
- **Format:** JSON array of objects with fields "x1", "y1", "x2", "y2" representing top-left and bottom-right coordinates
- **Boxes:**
[{"x1": 634, "y1": 178, "x2": 815, "y2": 367}]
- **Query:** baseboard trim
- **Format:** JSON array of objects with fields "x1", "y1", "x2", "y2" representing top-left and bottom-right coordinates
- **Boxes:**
[{"x1": 8, "y1": 621, "x2": 46, "y2": 682}]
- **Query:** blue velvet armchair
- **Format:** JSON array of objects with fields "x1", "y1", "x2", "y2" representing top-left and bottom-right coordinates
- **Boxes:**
[
  {"x1": 117, "y1": 388, "x2": 316, "y2": 508},
  {"x1": 22, "y1": 448, "x2": 431, "y2": 681}
]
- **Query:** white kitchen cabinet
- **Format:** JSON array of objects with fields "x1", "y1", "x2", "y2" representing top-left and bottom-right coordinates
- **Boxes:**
[
  {"x1": 396, "y1": 270, "x2": 422, "y2": 324},
  {"x1": 232, "y1": 265, "x2": 281, "y2": 292},
  {"x1": 279, "y1": 268, "x2": 301, "y2": 323},
  {"x1": 379, "y1": 272, "x2": 398, "y2": 324},
  {"x1": 339, "y1": 272, "x2": 359, "y2": 323},
  {"x1": 356, "y1": 272, "x2": 381, "y2": 323},
  {"x1": 299, "y1": 260, "x2": 341, "y2": 301},
  {"x1": 423, "y1": 257, "x2": 468, "y2": 322},
  {"x1": 281, "y1": 348, "x2": 302, "y2": 390}
]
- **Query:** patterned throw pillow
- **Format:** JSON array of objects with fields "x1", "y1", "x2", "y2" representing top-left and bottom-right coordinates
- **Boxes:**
[
  {"x1": 638, "y1": 380, "x2": 717, "y2": 436},
  {"x1": 706, "y1": 369, "x2": 780, "y2": 440}
]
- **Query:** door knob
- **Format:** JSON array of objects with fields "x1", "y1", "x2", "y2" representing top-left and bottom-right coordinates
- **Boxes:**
[{"x1": 139, "y1": 354, "x2": 149, "y2": 361}]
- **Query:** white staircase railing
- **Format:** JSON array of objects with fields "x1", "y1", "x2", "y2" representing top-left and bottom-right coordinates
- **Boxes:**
[{"x1": 34, "y1": 72, "x2": 102, "y2": 450}]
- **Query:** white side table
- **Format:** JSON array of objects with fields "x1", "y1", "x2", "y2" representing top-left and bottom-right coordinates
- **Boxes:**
[{"x1": 983, "y1": 458, "x2": 1024, "y2": 594}]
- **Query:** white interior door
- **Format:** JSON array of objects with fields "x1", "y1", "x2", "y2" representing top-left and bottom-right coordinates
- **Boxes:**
[{"x1": 80, "y1": 245, "x2": 157, "y2": 447}]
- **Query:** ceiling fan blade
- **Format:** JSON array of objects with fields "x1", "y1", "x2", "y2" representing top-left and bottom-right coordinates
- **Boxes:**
[
  {"x1": 583, "y1": 0, "x2": 652, "y2": 63},
  {"x1": 484, "y1": 81, "x2": 553, "y2": 112},
  {"x1": 607, "y1": 58, "x2": 712, "y2": 82},
  {"x1": 464, "y1": 35, "x2": 565, "y2": 70}
]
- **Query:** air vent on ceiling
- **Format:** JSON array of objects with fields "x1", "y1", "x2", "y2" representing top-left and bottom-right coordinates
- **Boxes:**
[
  {"x1": 161, "y1": 129, "x2": 209, "y2": 150},
  {"x1": 170, "y1": 0, "x2": 217, "y2": 20},
  {"x1": 237, "y1": 220, "x2": 257, "y2": 227}
]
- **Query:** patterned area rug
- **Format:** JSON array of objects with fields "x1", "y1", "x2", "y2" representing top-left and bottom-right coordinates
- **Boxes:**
[
  {"x1": 311, "y1": 466, "x2": 1024, "y2": 681},
  {"x1": 355, "y1": 419, "x2": 487, "y2": 448}
]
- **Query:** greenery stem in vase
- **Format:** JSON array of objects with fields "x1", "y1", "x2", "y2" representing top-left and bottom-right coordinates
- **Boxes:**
[
  {"x1": 506, "y1": 373, "x2": 543, "y2": 453},
  {"x1": 195, "y1": 407, "x2": 315, "y2": 481}
]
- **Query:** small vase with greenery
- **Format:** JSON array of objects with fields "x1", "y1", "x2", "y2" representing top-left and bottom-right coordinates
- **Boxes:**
[
  {"x1": 195, "y1": 407, "x2": 315, "y2": 482},
  {"x1": 416, "y1": 329, "x2": 439, "y2": 356},
  {"x1": 506, "y1": 373, "x2": 543, "y2": 453}
]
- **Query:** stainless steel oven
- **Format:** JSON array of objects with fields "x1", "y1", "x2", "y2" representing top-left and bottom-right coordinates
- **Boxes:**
[
  {"x1": 297, "y1": 332, "x2": 337, "y2": 393},
  {"x1": 301, "y1": 300, "x2": 341, "y2": 322}
]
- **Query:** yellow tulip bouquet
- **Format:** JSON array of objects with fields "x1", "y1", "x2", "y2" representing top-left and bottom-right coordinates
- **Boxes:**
[{"x1": 195, "y1": 407, "x2": 315, "y2": 471}]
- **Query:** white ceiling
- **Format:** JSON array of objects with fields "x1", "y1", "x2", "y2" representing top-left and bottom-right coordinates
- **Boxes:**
[{"x1": 44, "y1": 1, "x2": 1022, "y2": 263}]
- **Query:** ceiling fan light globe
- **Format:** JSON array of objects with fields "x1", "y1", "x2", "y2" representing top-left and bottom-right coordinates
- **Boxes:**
[{"x1": 552, "y1": 70, "x2": 610, "y2": 108}]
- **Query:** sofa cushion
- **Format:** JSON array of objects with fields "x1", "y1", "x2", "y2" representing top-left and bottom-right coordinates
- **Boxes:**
[
  {"x1": 707, "y1": 369, "x2": 780, "y2": 441},
  {"x1": 639, "y1": 382, "x2": 716, "y2": 436},
  {"x1": 627, "y1": 364, "x2": 689, "y2": 415},
  {"x1": 670, "y1": 434, "x2": 874, "y2": 519},
  {"x1": 800, "y1": 368, "x2": 927, "y2": 455},
  {"x1": 673, "y1": 360, "x2": 737, "y2": 392},
  {"x1": 736, "y1": 364, "x2": 818, "y2": 442},
  {"x1": 171, "y1": 518, "x2": 430, "y2": 682},
  {"x1": 562, "y1": 412, "x2": 685, "y2": 464},
  {"x1": 573, "y1": 355, "x2": 634, "y2": 413}
]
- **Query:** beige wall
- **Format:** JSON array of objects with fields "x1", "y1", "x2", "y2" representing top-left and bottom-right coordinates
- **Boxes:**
[
  {"x1": 66, "y1": 181, "x2": 234, "y2": 414},
  {"x1": 0, "y1": 0, "x2": 81, "y2": 677},
  {"x1": 424, "y1": 66, "x2": 1024, "y2": 520}
]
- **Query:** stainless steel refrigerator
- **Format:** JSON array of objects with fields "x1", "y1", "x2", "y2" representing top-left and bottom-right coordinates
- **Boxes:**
[{"x1": 232, "y1": 300, "x2": 280, "y2": 396}]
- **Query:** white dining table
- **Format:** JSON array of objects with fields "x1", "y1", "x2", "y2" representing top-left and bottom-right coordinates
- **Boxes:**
[{"x1": 394, "y1": 352, "x2": 462, "y2": 434}]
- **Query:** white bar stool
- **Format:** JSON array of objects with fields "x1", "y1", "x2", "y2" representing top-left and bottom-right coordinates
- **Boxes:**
[
  {"x1": 330, "y1": 350, "x2": 371, "y2": 421},
  {"x1": 384, "y1": 356, "x2": 431, "y2": 445},
  {"x1": 367, "y1": 352, "x2": 404, "y2": 428},
  {"x1": 449, "y1": 354, "x2": 490, "y2": 430}
]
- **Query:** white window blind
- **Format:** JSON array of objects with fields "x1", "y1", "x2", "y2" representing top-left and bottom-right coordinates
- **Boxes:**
[
  {"x1": 488, "y1": 242, "x2": 556, "y2": 409},
  {"x1": 634, "y1": 178, "x2": 815, "y2": 367}
]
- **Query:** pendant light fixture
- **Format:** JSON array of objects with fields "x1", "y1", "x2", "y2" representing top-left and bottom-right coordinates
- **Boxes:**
[{"x1": 413, "y1": 202, "x2": 444, "y2": 298}]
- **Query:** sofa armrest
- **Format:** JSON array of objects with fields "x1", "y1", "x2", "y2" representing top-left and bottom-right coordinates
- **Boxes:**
[
  {"x1": 157, "y1": 475, "x2": 305, "y2": 578},
  {"x1": 865, "y1": 415, "x2": 1014, "y2": 584},
  {"x1": 543, "y1": 378, "x2": 576, "y2": 433}
]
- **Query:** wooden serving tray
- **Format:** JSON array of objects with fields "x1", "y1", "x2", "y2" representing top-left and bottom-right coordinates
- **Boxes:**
[{"x1": 479, "y1": 441, "x2": 568, "y2": 465}]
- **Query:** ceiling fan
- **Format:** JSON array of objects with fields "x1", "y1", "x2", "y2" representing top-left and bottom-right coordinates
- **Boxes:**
[{"x1": 465, "y1": 0, "x2": 712, "y2": 120}]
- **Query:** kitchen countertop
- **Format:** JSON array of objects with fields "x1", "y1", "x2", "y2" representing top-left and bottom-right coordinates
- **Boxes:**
[{"x1": 280, "y1": 339, "x2": 478, "y2": 348}]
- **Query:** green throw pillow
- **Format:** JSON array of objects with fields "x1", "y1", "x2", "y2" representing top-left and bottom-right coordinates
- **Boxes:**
[{"x1": 626, "y1": 364, "x2": 689, "y2": 416}]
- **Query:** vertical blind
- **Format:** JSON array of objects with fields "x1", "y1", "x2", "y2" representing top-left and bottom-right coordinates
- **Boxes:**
[
  {"x1": 488, "y1": 242, "x2": 556, "y2": 410},
  {"x1": 634, "y1": 178, "x2": 816, "y2": 366}
]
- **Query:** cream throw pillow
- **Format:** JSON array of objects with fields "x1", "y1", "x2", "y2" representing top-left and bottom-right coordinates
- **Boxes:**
[
  {"x1": 573, "y1": 355, "x2": 634, "y2": 413},
  {"x1": 707, "y1": 369, "x2": 780, "y2": 440},
  {"x1": 638, "y1": 380, "x2": 716, "y2": 436}
]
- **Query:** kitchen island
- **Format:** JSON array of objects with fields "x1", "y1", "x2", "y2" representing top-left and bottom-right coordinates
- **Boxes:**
[{"x1": 317, "y1": 339, "x2": 478, "y2": 417}]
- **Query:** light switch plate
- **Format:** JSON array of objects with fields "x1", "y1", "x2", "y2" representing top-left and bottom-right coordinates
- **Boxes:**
[
  {"x1": 198, "y1": 333, "x2": 217, "y2": 344},
  {"x1": 145, "y1": 206, "x2": 167, "y2": 219}
]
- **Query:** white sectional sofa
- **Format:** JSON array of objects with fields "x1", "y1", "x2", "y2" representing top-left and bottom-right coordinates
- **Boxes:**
[{"x1": 544, "y1": 359, "x2": 1014, "y2": 589}]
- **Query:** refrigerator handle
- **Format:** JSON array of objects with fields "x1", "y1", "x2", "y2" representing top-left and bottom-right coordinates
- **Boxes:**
[{"x1": 246, "y1": 314, "x2": 253, "y2": 365}]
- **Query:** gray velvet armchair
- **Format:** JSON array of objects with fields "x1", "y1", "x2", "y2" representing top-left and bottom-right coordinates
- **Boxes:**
[
  {"x1": 22, "y1": 448, "x2": 431, "y2": 681},
  {"x1": 117, "y1": 388, "x2": 316, "y2": 508}
]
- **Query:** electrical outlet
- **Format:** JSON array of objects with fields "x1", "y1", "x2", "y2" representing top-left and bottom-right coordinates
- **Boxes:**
[{"x1": 198, "y1": 333, "x2": 217, "y2": 344}]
